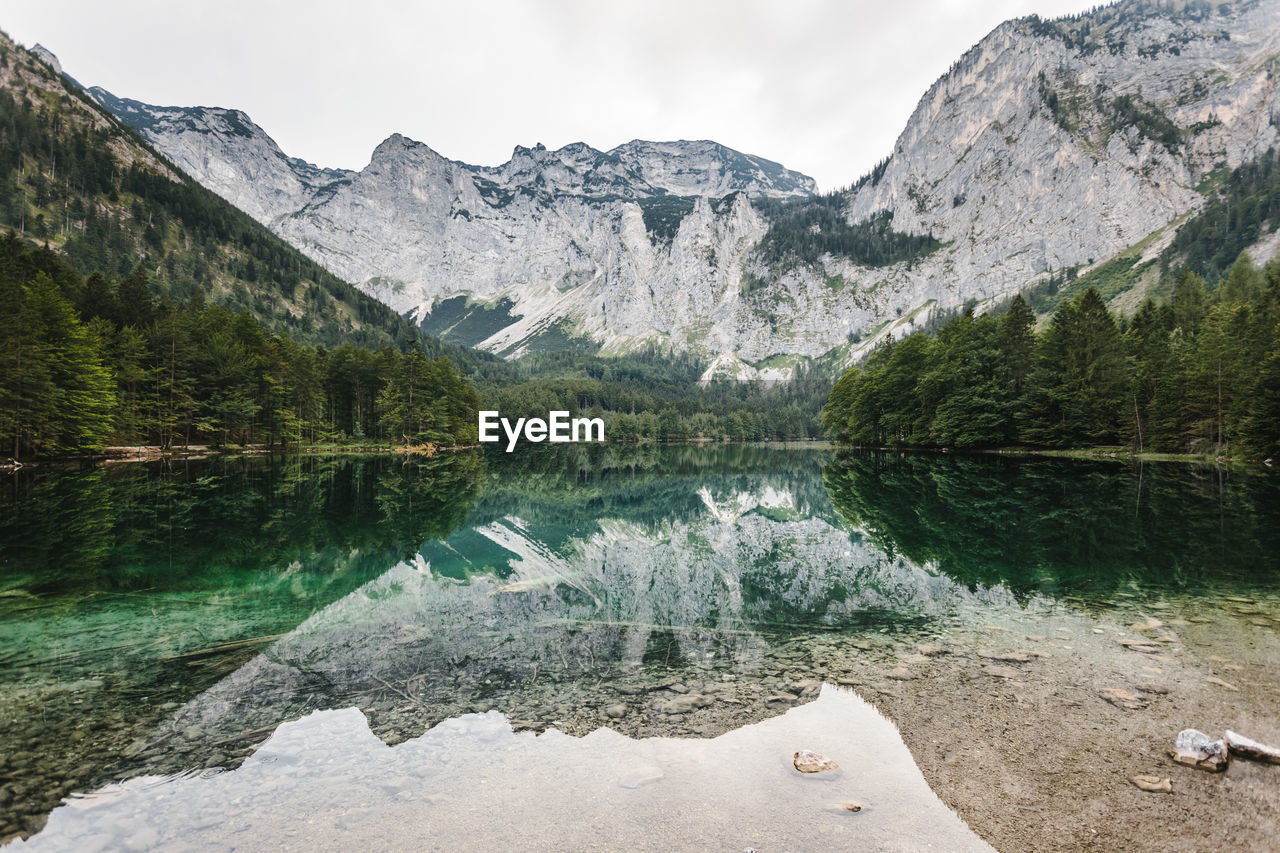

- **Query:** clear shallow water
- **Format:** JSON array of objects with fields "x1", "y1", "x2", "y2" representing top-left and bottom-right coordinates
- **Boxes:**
[
  {"x1": 1, "y1": 446, "x2": 1278, "y2": 849},
  {"x1": 18, "y1": 688, "x2": 994, "y2": 853}
]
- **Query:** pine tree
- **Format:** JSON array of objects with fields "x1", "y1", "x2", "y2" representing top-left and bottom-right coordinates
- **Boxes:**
[
  {"x1": 1246, "y1": 351, "x2": 1280, "y2": 457},
  {"x1": 1019, "y1": 289, "x2": 1126, "y2": 446},
  {"x1": 1171, "y1": 270, "x2": 1208, "y2": 335},
  {"x1": 115, "y1": 265, "x2": 155, "y2": 328},
  {"x1": 14, "y1": 273, "x2": 115, "y2": 455},
  {"x1": 1218, "y1": 252, "x2": 1263, "y2": 304},
  {"x1": 1002, "y1": 293, "x2": 1036, "y2": 396}
]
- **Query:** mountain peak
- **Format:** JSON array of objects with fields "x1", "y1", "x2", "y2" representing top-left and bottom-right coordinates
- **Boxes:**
[
  {"x1": 370, "y1": 133, "x2": 448, "y2": 167},
  {"x1": 29, "y1": 43, "x2": 61, "y2": 76}
]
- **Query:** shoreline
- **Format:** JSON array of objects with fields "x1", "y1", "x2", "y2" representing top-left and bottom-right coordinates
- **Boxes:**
[
  {"x1": 1, "y1": 443, "x2": 483, "y2": 468},
  {"x1": 9, "y1": 439, "x2": 1269, "y2": 470},
  {"x1": 837, "y1": 443, "x2": 1276, "y2": 467},
  {"x1": 3, "y1": 438, "x2": 836, "y2": 468}
]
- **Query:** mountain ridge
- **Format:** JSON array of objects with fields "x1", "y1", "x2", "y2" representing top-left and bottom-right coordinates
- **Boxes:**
[
  {"x1": 70, "y1": 0, "x2": 1280, "y2": 376},
  {"x1": 0, "y1": 30, "x2": 421, "y2": 349}
]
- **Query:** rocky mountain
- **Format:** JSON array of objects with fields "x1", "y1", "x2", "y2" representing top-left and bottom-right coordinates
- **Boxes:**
[
  {"x1": 83, "y1": 0, "x2": 1280, "y2": 377},
  {"x1": 841, "y1": 0, "x2": 1280, "y2": 315},
  {"x1": 0, "y1": 31, "x2": 415, "y2": 349}
]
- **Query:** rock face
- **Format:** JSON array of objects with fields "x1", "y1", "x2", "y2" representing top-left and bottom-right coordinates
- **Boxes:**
[
  {"x1": 844, "y1": 1, "x2": 1280, "y2": 311},
  {"x1": 1169, "y1": 729, "x2": 1229, "y2": 772},
  {"x1": 88, "y1": 1, "x2": 1280, "y2": 374},
  {"x1": 86, "y1": 89, "x2": 356, "y2": 227}
]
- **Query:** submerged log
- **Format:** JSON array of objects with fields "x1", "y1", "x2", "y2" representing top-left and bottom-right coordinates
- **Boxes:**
[{"x1": 159, "y1": 634, "x2": 283, "y2": 662}]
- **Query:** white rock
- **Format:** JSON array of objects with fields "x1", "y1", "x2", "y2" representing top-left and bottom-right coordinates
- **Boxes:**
[
  {"x1": 1225, "y1": 730, "x2": 1280, "y2": 764},
  {"x1": 1169, "y1": 728, "x2": 1229, "y2": 772}
]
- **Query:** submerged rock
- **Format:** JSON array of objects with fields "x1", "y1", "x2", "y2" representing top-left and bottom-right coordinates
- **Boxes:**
[
  {"x1": 979, "y1": 650, "x2": 1040, "y2": 664},
  {"x1": 1099, "y1": 688, "x2": 1150, "y2": 711},
  {"x1": 793, "y1": 750, "x2": 838, "y2": 773},
  {"x1": 618, "y1": 765, "x2": 664, "y2": 789},
  {"x1": 1225, "y1": 730, "x2": 1280, "y2": 764},
  {"x1": 1130, "y1": 775, "x2": 1173, "y2": 793},
  {"x1": 1169, "y1": 729, "x2": 1229, "y2": 772},
  {"x1": 656, "y1": 694, "x2": 711, "y2": 714},
  {"x1": 1117, "y1": 639, "x2": 1163, "y2": 654}
]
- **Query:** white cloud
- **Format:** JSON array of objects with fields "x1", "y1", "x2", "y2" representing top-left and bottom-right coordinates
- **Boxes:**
[{"x1": 2, "y1": 0, "x2": 1096, "y2": 191}]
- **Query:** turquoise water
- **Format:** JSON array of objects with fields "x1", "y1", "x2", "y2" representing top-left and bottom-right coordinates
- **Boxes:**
[{"x1": 1, "y1": 446, "x2": 1277, "y2": 846}]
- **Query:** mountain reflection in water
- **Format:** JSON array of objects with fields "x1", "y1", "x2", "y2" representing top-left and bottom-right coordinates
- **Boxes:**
[{"x1": 2, "y1": 445, "x2": 1278, "y2": 847}]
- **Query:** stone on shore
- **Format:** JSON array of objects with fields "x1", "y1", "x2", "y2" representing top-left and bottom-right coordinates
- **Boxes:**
[
  {"x1": 1130, "y1": 775, "x2": 1173, "y2": 793},
  {"x1": 1099, "y1": 688, "x2": 1150, "y2": 711},
  {"x1": 1224, "y1": 730, "x2": 1280, "y2": 764}
]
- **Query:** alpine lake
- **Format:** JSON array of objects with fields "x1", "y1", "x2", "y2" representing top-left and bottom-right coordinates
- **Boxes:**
[{"x1": 1, "y1": 445, "x2": 1278, "y2": 852}]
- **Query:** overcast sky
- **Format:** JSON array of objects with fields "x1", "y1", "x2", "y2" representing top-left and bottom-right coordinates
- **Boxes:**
[{"x1": 2, "y1": 0, "x2": 1097, "y2": 191}]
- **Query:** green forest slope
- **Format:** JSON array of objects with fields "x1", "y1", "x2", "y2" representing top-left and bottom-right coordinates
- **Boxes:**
[
  {"x1": 824, "y1": 254, "x2": 1280, "y2": 457},
  {"x1": 0, "y1": 30, "x2": 413, "y2": 350}
]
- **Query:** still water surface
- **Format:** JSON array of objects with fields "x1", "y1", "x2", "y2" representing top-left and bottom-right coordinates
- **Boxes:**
[{"x1": 1, "y1": 447, "x2": 1277, "y2": 850}]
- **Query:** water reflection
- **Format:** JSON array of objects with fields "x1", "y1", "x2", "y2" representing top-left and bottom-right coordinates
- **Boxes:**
[
  {"x1": 121, "y1": 477, "x2": 1004, "y2": 779},
  {"x1": 0, "y1": 454, "x2": 482, "y2": 840},
  {"x1": 3, "y1": 446, "x2": 1279, "y2": 847},
  {"x1": 822, "y1": 451, "x2": 1280, "y2": 601}
]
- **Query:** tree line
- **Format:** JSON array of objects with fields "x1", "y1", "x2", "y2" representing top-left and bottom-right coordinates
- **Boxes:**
[
  {"x1": 0, "y1": 234, "x2": 480, "y2": 458},
  {"x1": 482, "y1": 345, "x2": 830, "y2": 443},
  {"x1": 752, "y1": 194, "x2": 941, "y2": 270},
  {"x1": 1163, "y1": 148, "x2": 1280, "y2": 285},
  {"x1": 823, "y1": 249, "x2": 1280, "y2": 457}
]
